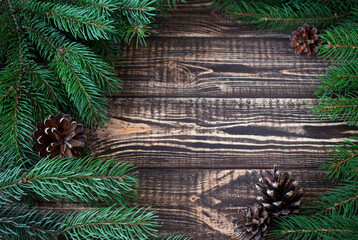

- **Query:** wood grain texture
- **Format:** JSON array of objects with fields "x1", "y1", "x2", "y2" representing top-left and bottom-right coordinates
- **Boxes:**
[
  {"x1": 90, "y1": 97, "x2": 358, "y2": 168},
  {"x1": 115, "y1": 2, "x2": 330, "y2": 98},
  {"x1": 136, "y1": 169, "x2": 333, "y2": 239},
  {"x1": 84, "y1": 1, "x2": 355, "y2": 239},
  {"x1": 117, "y1": 37, "x2": 330, "y2": 98},
  {"x1": 38, "y1": 169, "x2": 334, "y2": 239}
]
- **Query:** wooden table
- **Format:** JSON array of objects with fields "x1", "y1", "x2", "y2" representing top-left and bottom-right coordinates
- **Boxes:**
[{"x1": 89, "y1": 1, "x2": 358, "y2": 239}]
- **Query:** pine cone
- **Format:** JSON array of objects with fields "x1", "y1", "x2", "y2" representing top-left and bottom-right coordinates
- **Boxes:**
[
  {"x1": 32, "y1": 113, "x2": 86, "y2": 158},
  {"x1": 234, "y1": 203, "x2": 270, "y2": 240},
  {"x1": 256, "y1": 167, "x2": 303, "y2": 217},
  {"x1": 290, "y1": 23, "x2": 321, "y2": 56}
]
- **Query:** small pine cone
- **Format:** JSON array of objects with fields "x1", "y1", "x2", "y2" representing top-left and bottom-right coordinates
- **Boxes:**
[
  {"x1": 234, "y1": 203, "x2": 270, "y2": 240},
  {"x1": 290, "y1": 23, "x2": 321, "y2": 56},
  {"x1": 256, "y1": 167, "x2": 303, "y2": 217},
  {"x1": 32, "y1": 113, "x2": 86, "y2": 158}
]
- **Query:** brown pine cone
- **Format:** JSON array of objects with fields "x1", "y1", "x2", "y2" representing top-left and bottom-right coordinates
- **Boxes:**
[
  {"x1": 290, "y1": 23, "x2": 321, "y2": 56},
  {"x1": 234, "y1": 203, "x2": 270, "y2": 240},
  {"x1": 256, "y1": 167, "x2": 303, "y2": 217},
  {"x1": 32, "y1": 113, "x2": 86, "y2": 158}
]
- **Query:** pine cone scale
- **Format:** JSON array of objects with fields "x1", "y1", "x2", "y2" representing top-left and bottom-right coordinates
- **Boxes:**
[
  {"x1": 75, "y1": 125, "x2": 84, "y2": 134},
  {"x1": 63, "y1": 148, "x2": 73, "y2": 158},
  {"x1": 66, "y1": 122, "x2": 78, "y2": 134},
  {"x1": 59, "y1": 114, "x2": 72, "y2": 130},
  {"x1": 46, "y1": 144, "x2": 57, "y2": 152},
  {"x1": 44, "y1": 116, "x2": 58, "y2": 129},
  {"x1": 68, "y1": 138, "x2": 85, "y2": 148}
]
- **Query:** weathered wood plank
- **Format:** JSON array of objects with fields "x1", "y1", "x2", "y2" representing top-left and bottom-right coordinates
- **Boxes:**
[
  {"x1": 154, "y1": 1, "x2": 245, "y2": 38},
  {"x1": 117, "y1": 37, "x2": 329, "y2": 98},
  {"x1": 90, "y1": 97, "x2": 358, "y2": 168},
  {"x1": 137, "y1": 169, "x2": 334, "y2": 239},
  {"x1": 83, "y1": 1, "x2": 348, "y2": 239},
  {"x1": 37, "y1": 169, "x2": 334, "y2": 239},
  {"x1": 115, "y1": 2, "x2": 330, "y2": 98},
  {"x1": 146, "y1": 1, "x2": 287, "y2": 38}
]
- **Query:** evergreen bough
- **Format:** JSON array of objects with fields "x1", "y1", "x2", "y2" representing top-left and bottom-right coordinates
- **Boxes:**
[
  {"x1": 211, "y1": 0, "x2": 358, "y2": 239},
  {"x1": 0, "y1": 0, "x2": 189, "y2": 239}
]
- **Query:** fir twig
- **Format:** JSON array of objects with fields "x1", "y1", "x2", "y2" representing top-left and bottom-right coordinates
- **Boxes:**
[
  {"x1": 314, "y1": 96, "x2": 358, "y2": 125},
  {"x1": 23, "y1": 157, "x2": 138, "y2": 205},
  {"x1": 0, "y1": 206, "x2": 63, "y2": 240},
  {"x1": 320, "y1": 135, "x2": 358, "y2": 180},
  {"x1": 61, "y1": 206, "x2": 158, "y2": 239},
  {"x1": 307, "y1": 183, "x2": 358, "y2": 217},
  {"x1": 318, "y1": 23, "x2": 358, "y2": 62},
  {"x1": 21, "y1": 0, "x2": 115, "y2": 40},
  {"x1": 271, "y1": 215, "x2": 358, "y2": 240}
]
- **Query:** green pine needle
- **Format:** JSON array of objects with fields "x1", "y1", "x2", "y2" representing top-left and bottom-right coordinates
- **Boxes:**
[
  {"x1": 271, "y1": 215, "x2": 358, "y2": 240},
  {"x1": 306, "y1": 182, "x2": 358, "y2": 217},
  {"x1": 21, "y1": 0, "x2": 115, "y2": 40},
  {"x1": 314, "y1": 95, "x2": 358, "y2": 126},
  {"x1": 23, "y1": 157, "x2": 138, "y2": 205},
  {"x1": 212, "y1": 0, "x2": 352, "y2": 32},
  {"x1": 62, "y1": 206, "x2": 158, "y2": 239},
  {"x1": 318, "y1": 23, "x2": 358, "y2": 63},
  {"x1": 320, "y1": 135, "x2": 358, "y2": 181},
  {"x1": 315, "y1": 63, "x2": 358, "y2": 98},
  {"x1": 0, "y1": 167, "x2": 25, "y2": 206},
  {"x1": 0, "y1": 206, "x2": 63, "y2": 240}
]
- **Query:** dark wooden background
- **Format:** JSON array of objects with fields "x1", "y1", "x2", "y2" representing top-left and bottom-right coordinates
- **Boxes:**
[{"x1": 88, "y1": 1, "x2": 358, "y2": 239}]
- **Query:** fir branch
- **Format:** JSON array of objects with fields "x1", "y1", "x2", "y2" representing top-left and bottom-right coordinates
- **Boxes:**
[
  {"x1": 259, "y1": 13, "x2": 344, "y2": 22},
  {"x1": 21, "y1": 0, "x2": 115, "y2": 40},
  {"x1": 256, "y1": 2, "x2": 346, "y2": 31},
  {"x1": 52, "y1": 51, "x2": 105, "y2": 125},
  {"x1": 0, "y1": 47, "x2": 36, "y2": 165},
  {"x1": 116, "y1": 0, "x2": 156, "y2": 25},
  {"x1": 327, "y1": 44, "x2": 358, "y2": 49},
  {"x1": 318, "y1": 23, "x2": 358, "y2": 62},
  {"x1": 23, "y1": 65, "x2": 60, "y2": 104},
  {"x1": 315, "y1": 63, "x2": 358, "y2": 98},
  {"x1": 272, "y1": 215, "x2": 358, "y2": 240},
  {"x1": 221, "y1": 0, "x2": 349, "y2": 31},
  {"x1": 307, "y1": 183, "x2": 358, "y2": 217},
  {"x1": 333, "y1": 152, "x2": 358, "y2": 169},
  {"x1": 0, "y1": 157, "x2": 138, "y2": 206},
  {"x1": 0, "y1": 206, "x2": 63, "y2": 240},
  {"x1": 22, "y1": 157, "x2": 138, "y2": 205},
  {"x1": 113, "y1": 18, "x2": 152, "y2": 46},
  {"x1": 124, "y1": 23, "x2": 152, "y2": 46},
  {"x1": 59, "y1": 45, "x2": 121, "y2": 95},
  {"x1": 317, "y1": 193, "x2": 358, "y2": 216},
  {"x1": 3, "y1": 0, "x2": 26, "y2": 158},
  {"x1": 314, "y1": 95, "x2": 358, "y2": 125},
  {"x1": 320, "y1": 135, "x2": 358, "y2": 180},
  {"x1": 151, "y1": 0, "x2": 185, "y2": 17},
  {"x1": 24, "y1": 19, "x2": 110, "y2": 126},
  {"x1": 62, "y1": 206, "x2": 158, "y2": 239},
  {"x1": 0, "y1": 167, "x2": 24, "y2": 206}
]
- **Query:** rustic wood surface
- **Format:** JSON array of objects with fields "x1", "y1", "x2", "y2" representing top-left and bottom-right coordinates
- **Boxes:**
[{"x1": 87, "y1": 0, "x2": 358, "y2": 239}]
